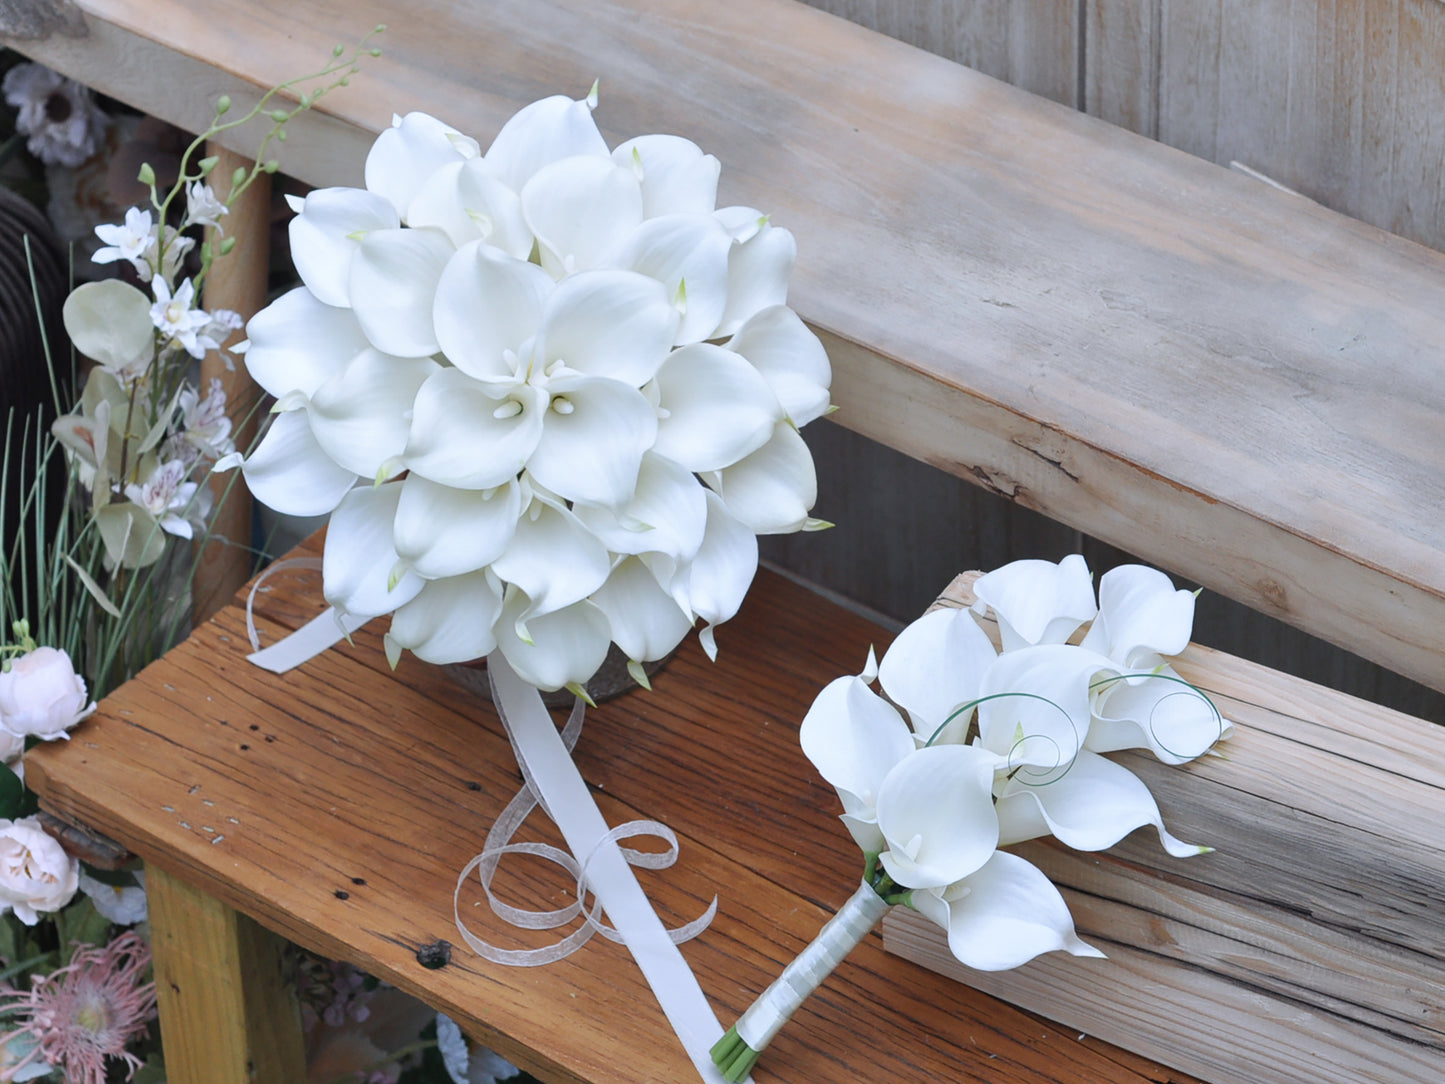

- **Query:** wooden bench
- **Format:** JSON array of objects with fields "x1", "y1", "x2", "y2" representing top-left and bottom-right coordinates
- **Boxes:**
[{"x1": 6, "y1": 0, "x2": 1443, "y2": 1080}]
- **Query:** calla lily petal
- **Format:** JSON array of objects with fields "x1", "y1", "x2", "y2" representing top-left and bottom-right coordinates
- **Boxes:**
[
  {"x1": 652, "y1": 343, "x2": 781, "y2": 473},
  {"x1": 664, "y1": 491, "x2": 757, "y2": 652},
  {"x1": 534, "y1": 270, "x2": 678, "y2": 386},
  {"x1": 710, "y1": 421, "x2": 817, "y2": 534},
  {"x1": 726, "y1": 305, "x2": 833, "y2": 426},
  {"x1": 62, "y1": 280, "x2": 153, "y2": 373},
  {"x1": 493, "y1": 591, "x2": 612, "y2": 692},
  {"x1": 404, "y1": 369, "x2": 545, "y2": 489},
  {"x1": 878, "y1": 607, "x2": 997, "y2": 744},
  {"x1": 608, "y1": 213, "x2": 732, "y2": 343},
  {"x1": 799, "y1": 672, "x2": 914, "y2": 816},
  {"x1": 876, "y1": 744, "x2": 999, "y2": 888},
  {"x1": 241, "y1": 410, "x2": 356, "y2": 517},
  {"x1": 612, "y1": 135, "x2": 720, "y2": 217},
  {"x1": 522, "y1": 155, "x2": 643, "y2": 274},
  {"x1": 389, "y1": 571, "x2": 504, "y2": 664},
  {"x1": 1080, "y1": 564, "x2": 1196, "y2": 667},
  {"x1": 572, "y1": 453, "x2": 708, "y2": 562},
  {"x1": 591, "y1": 557, "x2": 694, "y2": 663},
  {"x1": 322, "y1": 483, "x2": 424, "y2": 617},
  {"x1": 365, "y1": 111, "x2": 479, "y2": 218},
  {"x1": 714, "y1": 221, "x2": 796, "y2": 337},
  {"x1": 913, "y1": 851, "x2": 1103, "y2": 971},
  {"x1": 973, "y1": 554, "x2": 1097, "y2": 651},
  {"x1": 526, "y1": 374, "x2": 656, "y2": 507},
  {"x1": 995, "y1": 750, "x2": 1206, "y2": 858},
  {"x1": 432, "y1": 243, "x2": 552, "y2": 380},
  {"x1": 406, "y1": 157, "x2": 532, "y2": 257},
  {"x1": 484, "y1": 94, "x2": 609, "y2": 193},
  {"x1": 244, "y1": 287, "x2": 373, "y2": 399},
  {"x1": 348, "y1": 227, "x2": 455, "y2": 357},
  {"x1": 289, "y1": 187, "x2": 400, "y2": 307},
  {"x1": 491, "y1": 499, "x2": 611, "y2": 619},
  {"x1": 393, "y1": 475, "x2": 521, "y2": 579},
  {"x1": 1087, "y1": 666, "x2": 1232, "y2": 764},
  {"x1": 977, "y1": 643, "x2": 1110, "y2": 772},
  {"x1": 308, "y1": 350, "x2": 439, "y2": 478}
]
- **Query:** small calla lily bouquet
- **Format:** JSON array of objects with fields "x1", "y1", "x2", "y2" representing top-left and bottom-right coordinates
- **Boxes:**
[
  {"x1": 713, "y1": 556, "x2": 1231, "y2": 1081},
  {"x1": 234, "y1": 87, "x2": 832, "y2": 693}
]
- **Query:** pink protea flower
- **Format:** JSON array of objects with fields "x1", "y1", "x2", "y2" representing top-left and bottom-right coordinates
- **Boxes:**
[{"x1": 0, "y1": 931, "x2": 157, "y2": 1084}]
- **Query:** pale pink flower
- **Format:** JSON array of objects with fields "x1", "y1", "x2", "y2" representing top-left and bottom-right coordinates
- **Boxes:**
[{"x1": 0, "y1": 931, "x2": 156, "y2": 1084}]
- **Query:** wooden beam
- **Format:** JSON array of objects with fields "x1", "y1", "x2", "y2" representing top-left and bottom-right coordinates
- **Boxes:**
[
  {"x1": 194, "y1": 144, "x2": 268, "y2": 624},
  {"x1": 6, "y1": 0, "x2": 1443, "y2": 693},
  {"x1": 147, "y1": 863, "x2": 307, "y2": 1084}
]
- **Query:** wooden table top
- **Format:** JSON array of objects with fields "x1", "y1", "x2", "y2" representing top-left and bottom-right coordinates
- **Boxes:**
[
  {"x1": 26, "y1": 546, "x2": 1197, "y2": 1084},
  {"x1": 7, "y1": 0, "x2": 1443, "y2": 697}
]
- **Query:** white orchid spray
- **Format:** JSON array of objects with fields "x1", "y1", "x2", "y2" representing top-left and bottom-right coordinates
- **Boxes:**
[
  {"x1": 232, "y1": 87, "x2": 833, "y2": 693},
  {"x1": 712, "y1": 556, "x2": 1230, "y2": 1081},
  {"x1": 3, "y1": 32, "x2": 385, "y2": 700}
]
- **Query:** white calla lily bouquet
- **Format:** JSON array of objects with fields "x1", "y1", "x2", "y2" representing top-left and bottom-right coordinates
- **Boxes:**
[
  {"x1": 713, "y1": 555, "x2": 1231, "y2": 1081},
  {"x1": 235, "y1": 87, "x2": 832, "y2": 693}
]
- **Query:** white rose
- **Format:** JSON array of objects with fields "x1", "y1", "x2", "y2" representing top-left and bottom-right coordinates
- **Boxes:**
[
  {"x1": 0, "y1": 816, "x2": 79, "y2": 924},
  {"x1": 0, "y1": 646, "x2": 96, "y2": 741}
]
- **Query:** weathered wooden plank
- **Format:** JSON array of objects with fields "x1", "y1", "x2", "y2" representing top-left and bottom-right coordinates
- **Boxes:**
[
  {"x1": 148, "y1": 863, "x2": 308, "y2": 1084},
  {"x1": 8, "y1": 0, "x2": 1442, "y2": 695},
  {"x1": 798, "y1": 0, "x2": 1079, "y2": 107},
  {"x1": 26, "y1": 557, "x2": 1190, "y2": 1084},
  {"x1": 884, "y1": 573, "x2": 1445, "y2": 1084}
]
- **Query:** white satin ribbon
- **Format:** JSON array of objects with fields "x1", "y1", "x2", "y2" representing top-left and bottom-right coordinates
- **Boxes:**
[
  {"x1": 485, "y1": 651, "x2": 740, "y2": 1084},
  {"x1": 244, "y1": 557, "x2": 368, "y2": 672}
]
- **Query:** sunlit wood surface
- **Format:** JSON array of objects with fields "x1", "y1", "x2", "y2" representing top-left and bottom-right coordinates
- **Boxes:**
[
  {"x1": 5, "y1": 0, "x2": 1443, "y2": 696},
  {"x1": 27, "y1": 541, "x2": 1199, "y2": 1084}
]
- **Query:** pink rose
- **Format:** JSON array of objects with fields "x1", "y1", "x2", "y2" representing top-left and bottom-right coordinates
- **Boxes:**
[
  {"x1": 0, "y1": 816, "x2": 79, "y2": 924},
  {"x1": 0, "y1": 646, "x2": 95, "y2": 741}
]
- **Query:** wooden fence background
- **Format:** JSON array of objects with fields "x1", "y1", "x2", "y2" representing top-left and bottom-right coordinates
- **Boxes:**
[{"x1": 761, "y1": 0, "x2": 1445, "y2": 721}]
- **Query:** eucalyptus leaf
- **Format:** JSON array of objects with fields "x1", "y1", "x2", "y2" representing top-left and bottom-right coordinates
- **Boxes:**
[{"x1": 95, "y1": 502, "x2": 167, "y2": 570}]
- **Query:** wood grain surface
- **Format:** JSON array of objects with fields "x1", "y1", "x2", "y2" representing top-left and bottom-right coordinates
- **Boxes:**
[
  {"x1": 885, "y1": 573, "x2": 1445, "y2": 1084},
  {"x1": 6, "y1": 0, "x2": 1443, "y2": 698},
  {"x1": 26, "y1": 540, "x2": 1196, "y2": 1084}
]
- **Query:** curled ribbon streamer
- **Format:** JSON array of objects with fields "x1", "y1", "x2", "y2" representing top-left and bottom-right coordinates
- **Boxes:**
[
  {"x1": 455, "y1": 693, "x2": 717, "y2": 963},
  {"x1": 454, "y1": 819, "x2": 719, "y2": 964}
]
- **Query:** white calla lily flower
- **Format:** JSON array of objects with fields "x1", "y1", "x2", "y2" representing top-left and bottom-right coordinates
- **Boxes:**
[
  {"x1": 877, "y1": 606, "x2": 997, "y2": 745},
  {"x1": 348, "y1": 227, "x2": 455, "y2": 357},
  {"x1": 973, "y1": 554, "x2": 1098, "y2": 651},
  {"x1": 710, "y1": 421, "x2": 818, "y2": 534},
  {"x1": 522, "y1": 154, "x2": 643, "y2": 275},
  {"x1": 405, "y1": 157, "x2": 533, "y2": 256},
  {"x1": 995, "y1": 749, "x2": 1206, "y2": 858},
  {"x1": 493, "y1": 590, "x2": 612, "y2": 692},
  {"x1": 243, "y1": 287, "x2": 373, "y2": 400},
  {"x1": 388, "y1": 571, "x2": 504, "y2": 665},
  {"x1": 289, "y1": 187, "x2": 400, "y2": 307},
  {"x1": 911, "y1": 851, "x2": 1103, "y2": 971},
  {"x1": 1081, "y1": 564, "x2": 1196, "y2": 668},
  {"x1": 241, "y1": 410, "x2": 357, "y2": 518},
  {"x1": 365, "y1": 111, "x2": 480, "y2": 217},
  {"x1": 875, "y1": 744, "x2": 1000, "y2": 888},
  {"x1": 591, "y1": 557, "x2": 695, "y2": 664},
  {"x1": 321, "y1": 482, "x2": 424, "y2": 618},
  {"x1": 612, "y1": 135, "x2": 720, "y2": 218},
  {"x1": 483, "y1": 93, "x2": 609, "y2": 194},
  {"x1": 727, "y1": 306, "x2": 833, "y2": 427},
  {"x1": 976, "y1": 643, "x2": 1111, "y2": 775}
]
